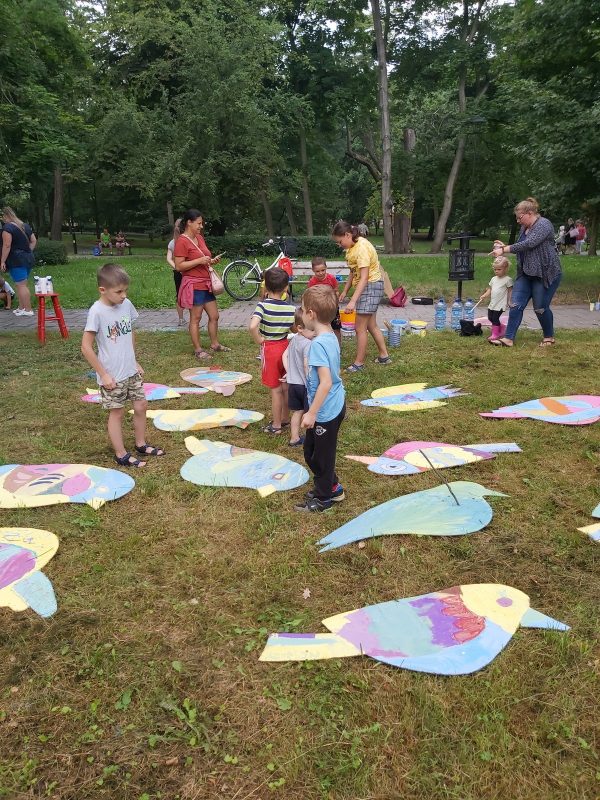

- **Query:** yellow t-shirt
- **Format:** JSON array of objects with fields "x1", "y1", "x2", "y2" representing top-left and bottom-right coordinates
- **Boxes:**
[{"x1": 346, "y1": 237, "x2": 381, "y2": 286}]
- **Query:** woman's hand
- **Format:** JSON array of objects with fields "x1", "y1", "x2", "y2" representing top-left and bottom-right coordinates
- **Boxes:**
[
  {"x1": 198, "y1": 256, "x2": 211, "y2": 266},
  {"x1": 210, "y1": 256, "x2": 221, "y2": 265},
  {"x1": 0, "y1": 263, "x2": 6, "y2": 273},
  {"x1": 345, "y1": 300, "x2": 356, "y2": 313}
]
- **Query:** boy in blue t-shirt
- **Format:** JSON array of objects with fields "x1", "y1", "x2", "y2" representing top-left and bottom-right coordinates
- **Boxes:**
[{"x1": 295, "y1": 284, "x2": 346, "y2": 513}]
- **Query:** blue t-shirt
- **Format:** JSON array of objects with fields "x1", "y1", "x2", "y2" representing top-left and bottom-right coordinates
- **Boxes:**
[
  {"x1": 2, "y1": 222, "x2": 34, "y2": 268},
  {"x1": 306, "y1": 333, "x2": 345, "y2": 422}
]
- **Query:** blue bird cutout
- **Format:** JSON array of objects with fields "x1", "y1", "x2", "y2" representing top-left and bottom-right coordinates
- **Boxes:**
[
  {"x1": 259, "y1": 584, "x2": 569, "y2": 675},
  {"x1": 361, "y1": 383, "x2": 467, "y2": 412},
  {"x1": 317, "y1": 481, "x2": 506, "y2": 552},
  {"x1": 577, "y1": 501, "x2": 600, "y2": 543}
]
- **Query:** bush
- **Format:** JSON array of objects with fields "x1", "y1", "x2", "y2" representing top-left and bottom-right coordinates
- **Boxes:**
[
  {"x1": 204, "y1": 235, "x2": 341, "y2": 259},
  {"x1": 35, "y1": 238, "x2": 68, "y2": 266}
]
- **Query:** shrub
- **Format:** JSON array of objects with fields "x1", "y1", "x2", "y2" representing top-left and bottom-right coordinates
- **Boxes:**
[
  {"x1": 34, "y1": 238, "x2": 68, "y2": 266},
  {"x1": 204, "y1": 235, "x2": 341, "y2": 260}
]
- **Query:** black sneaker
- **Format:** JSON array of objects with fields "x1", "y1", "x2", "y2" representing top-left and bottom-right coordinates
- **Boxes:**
[
  {"x1": 304, "y1": 483, "x2": 345, "y2": 503},
  {"x1": 294, "y1": 497, "x2": 333, "y2": 513}
]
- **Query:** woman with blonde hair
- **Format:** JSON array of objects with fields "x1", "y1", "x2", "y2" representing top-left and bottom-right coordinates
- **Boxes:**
[
  {"x1": 0, "y1": 207, "x2": 36, "y2": 316},
  {"x1": 491, "y1": 197, "x2": 562, "y2": 347}
]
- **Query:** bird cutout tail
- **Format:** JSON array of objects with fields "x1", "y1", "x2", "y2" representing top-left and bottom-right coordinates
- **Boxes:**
[
  {"x1": 13, "y1": 572, "x2": 57, "y2": 618},
  {"x1": 259, "y1": 633, "x2": 361, "y2": 661},
  {"x1": 344, "y1": 455, "x2": 378, "y2": 465},
  {"x1": 212, "y1": 383, "x2": 236, "y2": 397},
  {"x1": 185, "y1": 436, "x2": 212, "y2": 456},
  {"x1": 468, "y1": 443, "x2": 522, "y2": 454},
  {"x1": 144, "y1": 410, "x2": 160, "y2": 419},
  {"x1": 437, "y1": 385, "x2": 468, "y2": 399},
  {"x1": 577, "y1": 523, "x2": 600, "y2": 542},
  {"x1": 520, "y1": 608, "x2": 570, "y2": 631},
  {"x1": 86, "y1": 497, "x2": 106, "y2": 510},
  {"x1": 257, "y1": 484, "x2": 278, "y2": 498}
]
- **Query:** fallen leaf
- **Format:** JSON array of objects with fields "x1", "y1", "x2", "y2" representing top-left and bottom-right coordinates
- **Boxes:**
[
  {"x1": 22, "y1": 371, "x2": 29, "y2": 376},
  {"x1": 358, "y1": 541, "x2": 366, "y2": 549},
  {"x1": 302, "y1": 587, "x2": 311, "y2": 600},
  {"x1": 165, "y1": 757, "x2": 179, "y2": 766}
]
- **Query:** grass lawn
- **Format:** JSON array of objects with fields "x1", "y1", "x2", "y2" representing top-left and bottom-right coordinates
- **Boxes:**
[
  {"x1": 44, "y1": 253, "x2": 600, "y2": 310},
  {"x1": 1, "y1": 329, "x2": 599, "y2": 799}
]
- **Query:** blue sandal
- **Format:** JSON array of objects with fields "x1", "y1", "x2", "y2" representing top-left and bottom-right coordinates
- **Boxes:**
[
  {"x1": 115, "y1": 452, "x2": 145, "y2": 468},
  {"x1": 346, "y1": 363, "x2": 365, "y2": 373},
  {"x1": 135, "y1": 444, "x2": 166, "y2": 457}
]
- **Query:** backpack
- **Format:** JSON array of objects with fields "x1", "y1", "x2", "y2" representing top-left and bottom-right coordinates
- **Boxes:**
[
  {"x1": 389, "y1": 285, "x2": 407, "y2": 307},
  {"x1": 459, "y1": 319, "x2": 482, "y2": 336}
]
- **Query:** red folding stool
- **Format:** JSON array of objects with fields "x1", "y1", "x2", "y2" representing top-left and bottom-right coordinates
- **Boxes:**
[{"x1": 36, "y1": 292, "x2": 69, "y2": 344}]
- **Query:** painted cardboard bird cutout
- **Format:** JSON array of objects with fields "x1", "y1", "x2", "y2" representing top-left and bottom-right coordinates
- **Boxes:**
[
  {"x1": 317, "y1": 481, "x2": 506, "y2": 552},
  {"x1": 0, "y1": 528, "x2": 59, "y2": 617},
  {"x1": 259, "y1": 584, "x2": 569, "y2": 675},
  {"x1": 141, "y1": 408, "x2": 264, "y2": 432},
  {"x1": 180, "y1": 367, "x2": 252, "y2": 396},
  {"x1": 481, "y1": 395, "x2": 600, "y2": 425},
  {"x1": 346, "y1": 441, "x2": 521, "y2": 476},
  {"x1": 181, "y1": 437, "x2": 309, "y2": 497},
  {"x1": 81, "y1": 383, "x2": 208, "y2": 403},
  {"x1": 361, "y1": 383, "x2": 466, "y2": 411}
]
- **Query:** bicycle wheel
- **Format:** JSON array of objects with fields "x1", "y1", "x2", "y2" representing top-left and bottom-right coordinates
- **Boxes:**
[{"x1": 222, "y1": 260, "x2": 261, "y2": 301}]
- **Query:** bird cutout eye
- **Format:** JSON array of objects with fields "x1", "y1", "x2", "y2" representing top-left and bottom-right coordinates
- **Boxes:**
[
  {"x1": 272, "y1": 472, "x2": 285, "y2": 481},
  {"x1": 496, "y1": 597, "x2": 513, "y2": 607}
]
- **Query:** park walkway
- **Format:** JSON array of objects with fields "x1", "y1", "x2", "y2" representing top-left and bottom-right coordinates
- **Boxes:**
[{"x1": 1, "y1": 301, "x2": 599, "y2": 334}]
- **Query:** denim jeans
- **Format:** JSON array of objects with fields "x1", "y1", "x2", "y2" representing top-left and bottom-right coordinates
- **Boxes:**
[{"x1": 504, "y1": 273, "x2": 562, "y2": 341}]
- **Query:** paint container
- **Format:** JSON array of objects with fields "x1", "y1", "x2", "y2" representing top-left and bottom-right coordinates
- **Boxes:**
[
  {"x1": 391, "y1": 319, "x2": 408, "y2": 334},
  {"x1": 590, "y1": 303, "x2": 595, "y2": 312},
  {"x1": 388, "y1": 321, "x2": 405, "y2": 347},
  {"x1": 339, "y1": 308, "x2": 356, "y2": 334},
  {"x1": 335, "y1": 274, "x2": 345, "y2": 284},
  {"x1": 410, "y1": 320, "x2": 428, "y2": 337}
]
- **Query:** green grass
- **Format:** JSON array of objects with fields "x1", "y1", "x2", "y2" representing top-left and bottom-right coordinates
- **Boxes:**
[
  {"x1": 45, "y1": 253, "x2": 600, "y2": 309},
  {"x1": 1, "y1": 329, "x2": 599, "y2": 799}
]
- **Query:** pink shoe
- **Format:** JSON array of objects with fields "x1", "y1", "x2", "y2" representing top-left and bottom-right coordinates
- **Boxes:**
[
  {"x1": 498, "y1": 323, "x2": 506, "y2": 337},
  {"x1": 488, "y1": 324, "x2": 502, "y2": 342}
]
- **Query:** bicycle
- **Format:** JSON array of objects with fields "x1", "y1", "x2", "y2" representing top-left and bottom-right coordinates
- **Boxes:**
[{"x1": 222, "y1": 236, "x2": 296, "y2": 301}]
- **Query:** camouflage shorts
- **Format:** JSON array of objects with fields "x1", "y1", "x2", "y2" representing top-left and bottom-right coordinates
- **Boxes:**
[{"x1": 100, "y1": 372, "x2": 145, "y2": 410}]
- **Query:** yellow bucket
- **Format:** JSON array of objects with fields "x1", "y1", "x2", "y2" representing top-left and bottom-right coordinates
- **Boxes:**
[
  {"x1": 339, "y1": 309, "x2": 356, "y2": 329},
  {"x1": 410, "y1": 319, "x2": 428, "y2": 337}
]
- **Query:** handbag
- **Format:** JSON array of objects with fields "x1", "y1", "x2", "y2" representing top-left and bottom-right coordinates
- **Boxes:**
[
  {"x1": 184, "y1": 234, "x2": 224, "y2": 295},
  {"x1": 209, "y1": 266, "x2": 225, "y2": 296},
  {"x1": 389, "y1": 285, "x2": 407, "y2": 307}
]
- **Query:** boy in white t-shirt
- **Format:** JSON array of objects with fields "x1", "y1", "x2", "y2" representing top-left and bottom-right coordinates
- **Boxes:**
[
  {"x1": 479, "y1": 256, "x2": 513, "y2": 343},
  {"x1": 81, "y1": 263, "x2": 166, "y2": 468}
]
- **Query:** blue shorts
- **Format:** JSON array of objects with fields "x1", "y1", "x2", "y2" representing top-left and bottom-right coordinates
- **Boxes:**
[
  {"x1": 8, "y1": 265, "x2": 32, "y2": 283},
  {"x1": 193, "y1": 289, "x2": 216, "y2": 306}
]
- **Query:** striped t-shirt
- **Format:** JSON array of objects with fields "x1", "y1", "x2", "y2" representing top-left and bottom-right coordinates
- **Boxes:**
[{"x1": 252, "y1": 298, "x2": 296, "y2": 340}]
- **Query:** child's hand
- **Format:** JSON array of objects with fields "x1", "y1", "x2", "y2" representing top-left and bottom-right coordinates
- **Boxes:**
[
  {"x1": 301, "y1": 411, "x2": 316, "y2": 429},
  {"x1": 136, "y1": 362, "x2": 145, "y2": 376},
  {"x1": 101, "y1": 373, "x2": 117, "y2": 390}
]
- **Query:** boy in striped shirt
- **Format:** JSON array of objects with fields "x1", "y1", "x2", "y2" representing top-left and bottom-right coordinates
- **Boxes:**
[{"x1": 249, "y1": 267, "x2": 296, "y2": 434}]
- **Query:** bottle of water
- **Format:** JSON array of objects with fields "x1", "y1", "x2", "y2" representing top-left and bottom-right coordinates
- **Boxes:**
[
  {"x1": 434, "y1": 298, "x2": 447, "y2": 331},
  {"x1": 451, "y1": 298, "x2": 462, "y2": 330},
  {"x1": 46, "y1": 276, "x2": 54, "y2": 294},
  {"x1": 34, "y1": 276, "x2": 41, "y2": 293},
  {"x1": 463, "y1": 298, "x2": 475, "y2": 321}
]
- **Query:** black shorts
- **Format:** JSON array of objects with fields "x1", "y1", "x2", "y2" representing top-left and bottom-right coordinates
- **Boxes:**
[
  {"x1": 288, "y1": 383, "x2": 308, "y2": 412},
  {"x1": 331, "y1": 307, "x2": 342, "y2": 331},
  {"x1": 173, "y1": 270, "x2": 182, "y2": 301},
  {"x1": 488, "y1": 308, "x2": 503, "y2": 325}
]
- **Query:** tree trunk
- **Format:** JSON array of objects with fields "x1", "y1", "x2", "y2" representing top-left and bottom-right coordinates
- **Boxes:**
[
  {"x1": 50, "y1": 165, "x2": 64, "y2": 241},
  {"x1": 508, "y1": 218, "x2": 518, "y2": 245},
  {"x1": 166, "y1": 198, "x2": 174, "y2": 228},
  {"x1": 260, "y1": 191, "x2": 274, "y2": 238},
  {"x1": 371, "y1": 0, "x2": 393, "y2": 254},
  {"x1": 284, "y1": 196, "x2": 298, "y2": 235},
  {"x1": 398, "y1": 128, "x2": 416, "y2": 253},
  {"x1": 587, "y1": 207, "x2": 598, "y2": 256},
  {"x1": 430, "y1": 136, "x2": 466, "y2": 252},
  {"x1": 299, "y1": 127, "x2": 313, "y2": 236},
  {"x1": 92, "y1": 181, "x2": 100, "y2": 239}
]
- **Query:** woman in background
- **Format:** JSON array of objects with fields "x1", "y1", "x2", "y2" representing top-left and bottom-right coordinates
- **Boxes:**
[
  {"x1": 166, "y1": 219, "x2": 185, "y2": 326},
  {"x1": 0, "y1": 207, "x2": 36, "y2": 316}
]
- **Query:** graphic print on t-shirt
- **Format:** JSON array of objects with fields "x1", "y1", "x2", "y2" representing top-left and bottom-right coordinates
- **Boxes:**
[{"x1": 106, "y1": 316, "x2": 133, "y2": 342}]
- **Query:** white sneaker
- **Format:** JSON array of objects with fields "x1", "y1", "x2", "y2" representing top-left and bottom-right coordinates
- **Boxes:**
[
  {"x1": 20, "y1": 310, "x2": 34, "y2": 317},
  {"x1": 13, "y1": 308, "x2": 24, "y2": 316}
]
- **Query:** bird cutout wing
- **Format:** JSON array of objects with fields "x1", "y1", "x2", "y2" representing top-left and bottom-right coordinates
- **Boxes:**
[
  {"x1": 345, "y1": 441, "x2": 521, "y2": 476},
  {"x1": 317, "y1": 481, "x2": 507, "y2": 552},
  {"x1": 363, "y1": 384, "x2": 466, "y2": 411},
  {"x1": 0, "y1": 464, "x2": 134, "y2": 509},
  {"x1": 141, "y1": 409, "x2": 263, "y2": 431},
  {"x1": 181, "y1": 437, "x2": 309, "y2": 495},
  {"x1": 0, "y1": 528, "x2": 59, "y2": 617},
  {"x1": 260, "y1": 584, "x2": 569, "y2": 675},
  {"x1": 481, "y1": 396, "x2": 600, "y2": 425}
]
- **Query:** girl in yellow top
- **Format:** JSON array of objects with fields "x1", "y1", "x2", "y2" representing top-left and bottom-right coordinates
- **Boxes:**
[{"x1": 332, "y1": 220, "x2": 390, "y2": 372}]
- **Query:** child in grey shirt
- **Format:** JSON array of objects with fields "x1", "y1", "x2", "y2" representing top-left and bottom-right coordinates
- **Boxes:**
[
  {"x1": 81, "y1": 263, "x2": 165, "y2": 468},
  {"x1": 283, "y1": 308, "x2": 314, "y2": 446}
]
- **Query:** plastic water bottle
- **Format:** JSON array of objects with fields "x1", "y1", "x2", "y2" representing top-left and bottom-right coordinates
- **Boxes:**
[
  {"x1": 463, "y1": 298, "x2": 475, "y2": 322},
  {"x1": 46, "y1": 276, "x2": 54, "y2": 294},
  {"x1": 34, "y1": 275, "x2": 41, "y2": 293},
  {"x1": 434, "y1": 298, "x2": 447, "y2": 331},
  {"x1": 451, "y1": 298, "x2": 462, "y2": 331}
]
